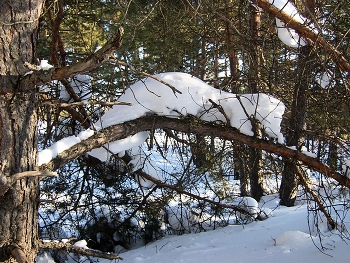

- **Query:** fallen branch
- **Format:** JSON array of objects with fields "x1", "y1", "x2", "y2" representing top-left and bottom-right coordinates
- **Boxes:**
[{"x1": 39, "y1": 240, "x2": 123, "y2": 260}]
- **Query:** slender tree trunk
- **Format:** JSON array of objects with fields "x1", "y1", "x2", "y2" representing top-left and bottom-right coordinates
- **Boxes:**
[
  {"x1": 236, "y1": 145, "x2": 250, "y2": 197},
  {"x1": 279, "y1": 46, "x2": 311, "y2": 206},
  {"x1": 248, "y1": 6, "x2": 264, "y2": 201},
  {"x1": 279, "y1": 1, "x2": 316, "y2": 207},
  {"x1": 224, "y1": 0, "x2": 239, "y2": 93},
  {"x1": 0, "y1": 1, "x2": 43, "y2": 262}
]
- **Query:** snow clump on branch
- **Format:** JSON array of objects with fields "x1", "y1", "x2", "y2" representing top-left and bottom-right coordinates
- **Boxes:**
[{"x1": 89, "y1": 72, "x2": 285, "y2": 161}]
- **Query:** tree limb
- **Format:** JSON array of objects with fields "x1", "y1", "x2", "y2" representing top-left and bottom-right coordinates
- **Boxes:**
[
  {"x1": 0, "y1": 171, "x2": 57, "y2": 198},
  {"x1": 110, "y1": 58, "x2": 182, "y2": 95},
  {"x1": 134, "y1": 170, "x2": 254, "y2": 216},
  {"x1": 13, "y1": 171, "x2": 58, "y2": 180},
  {"x1": 52, "y1": 27, "x2": 124, "y2": 80},
  {"x1": 39, "y1": 240, "x2": 123, "y2": 260},
  {"x1": 251, "y1": 0, "x2": 350, "y2": 75},
  {"x1": 10, "y1": 246, "x2": 28, "y2": 263},
  {"x1": 38, "y1": 115, "x2": 350, "y2": 188},
  {"x1": 20, "y1": 27, "x2": 124, "y2": 89},
  {"x1": 41, "y1": 100, "x2": 132, "y2": 107}
]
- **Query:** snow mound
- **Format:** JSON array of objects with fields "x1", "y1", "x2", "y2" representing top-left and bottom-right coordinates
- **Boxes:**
[
  {"x1": 275, "y1": 230, "x2": 310, "y2": 246},
  {"x1": 74, "y1": 239, "x2": 89, "y2": 249},
  {"x1": 233, "y1": 196, "x2": 259, "y2": 222}
]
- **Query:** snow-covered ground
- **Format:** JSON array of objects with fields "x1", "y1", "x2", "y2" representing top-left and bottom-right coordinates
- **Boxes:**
[
  {"x1": 115, "y1": 196, "x2": 349, "y2": 263},
  {"x1": 38, "y1": 193, "x2": 350, "y2": 263}
]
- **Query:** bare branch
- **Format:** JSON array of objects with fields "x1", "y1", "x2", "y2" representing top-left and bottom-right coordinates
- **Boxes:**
[
  {"x1": 52, "y1": 27, "x2": 124, "y2": 80},
  {"x1": 10, "y1": 246, "x2": 28, "y2": 263},
  {"x1": 39, "y1": 240, "x2": 123, "y2": 260},
  {"x1": 110, "y1": 58, "x2": 182, "y2": 95},
  {"x1": 20, "y1": 27, "x2": 124, "y2": 89},
  {"x1": 134, "y1": 170, "x2": 254, "y2": 216},
  {"x1": 41, "y1": 100, "x2": 132, "y2": 107},
  {"x1": 294, "y1": 164, "x2": 336, "y2": 229},
  {"x1": 0, "y1": 171, "x2": 57, "y2": 198},
  {"x1": 13, "y1": 171, "x2": 58, "y2": 180}
]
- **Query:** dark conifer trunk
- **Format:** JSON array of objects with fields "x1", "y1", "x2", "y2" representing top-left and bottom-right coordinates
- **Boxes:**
[
  {"x1": 248, "y1": 5, "x2": 264, "y2": 201},
  {"x1": 279, "y1": 45, "x2": 311, "y2": 207},
  {"x1": 0, "y1": 0, "x2": 43, "y2": 261}
]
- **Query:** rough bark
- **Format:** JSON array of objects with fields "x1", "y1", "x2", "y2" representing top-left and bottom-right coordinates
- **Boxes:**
[
  {"x1": 0, "y1": 1, "x2": 124, "y2": 261},
  {"x1": 0, "y1": 1, "x2": 44, "y2": 262}
]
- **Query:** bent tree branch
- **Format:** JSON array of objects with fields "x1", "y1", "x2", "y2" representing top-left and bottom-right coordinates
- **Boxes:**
[
  {"x1": 252, "y1": 0, "x2": 350, "y2": 75},
  {"x1": 20, "y1": 26, "x2": 124, "y2": 90},
  {"x1": 39, "y1": 115, "x2": 350, "y2": 188}
]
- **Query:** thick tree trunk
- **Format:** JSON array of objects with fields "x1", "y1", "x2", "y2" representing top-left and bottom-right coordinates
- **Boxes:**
[{"x1": 0, "y1": 1, "x2": 43, "y2": 262}]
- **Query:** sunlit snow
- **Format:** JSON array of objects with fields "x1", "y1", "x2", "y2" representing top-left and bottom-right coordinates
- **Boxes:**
[
  {"x1": 37, "y1": 194, "x2": 350, "y2": 263},
  {"x1": 91, "y1": 72, "x2": 285, "y2": 160},
  {"x1": 39, "y1": 72, "x2": 285, "y2": 168},
  {"x1": 268, "y1": 0, "x2": 310, "y2": 48},
  {"x1": 275, "y1": 18, "x2": 307, "y2": 48}
]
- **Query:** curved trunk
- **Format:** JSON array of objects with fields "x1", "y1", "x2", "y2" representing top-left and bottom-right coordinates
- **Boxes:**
[{"x1": 0, "y1": 1, "x2": 43, "y2": 262}]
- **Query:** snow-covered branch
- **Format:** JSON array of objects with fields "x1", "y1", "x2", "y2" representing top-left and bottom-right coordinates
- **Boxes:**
[
  {"x1": 38, "y1": 115, "x2": 350, "y2": 189},
  {"x1": 252, "y1": 0, "x2": 350, "y2": 74}
]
